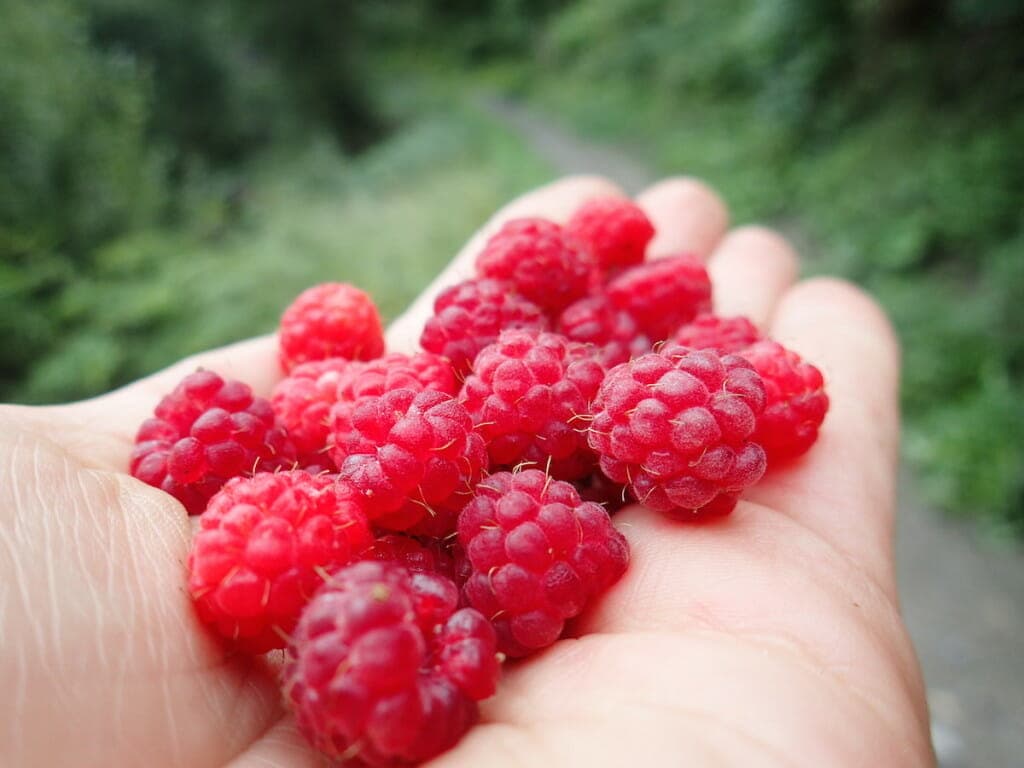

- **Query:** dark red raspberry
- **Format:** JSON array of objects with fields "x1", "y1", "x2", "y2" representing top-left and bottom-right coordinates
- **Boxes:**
[
  {"x1": 330, "y1": 388, "x2": 487, "y2": 532},
  {"x1": 475, "y1": 218, "x2": 593, "y2": 314},
  {"x1": 458, "y1": 470, "x2": 629, "y2": 657},
  {"x1": 284, "y1": 561, "x2": 500, "y2": 765},
  {"x1": 606, "y1": 255, "x2": 712, "y2": 341},
  {"x1": 741, "y1": 340, "x2": 829, "y2": 463},
  {"x1": 420, "y1": 278, "x2": 549, "y2": 377},
  {"x1": 369, "y1": 534, "x2": 455, "y2": 578},
  {"x1": 130, "y1": 370, "x2": 296, "y2": 514},
  {"x1": 187, "y1": 471, "x2": 372, "y2": 652},
  {"x1": 460, "y1": 330, "x2": 605, "y2": 480},
  {"x1": 566, "y1": 196, "x2": 655, "y2": 274},
  {"x1": 673, "y1": 314, "x2": 762, "y2": 354},
  {"x1": 557, "y1": 294, "x2": 652, "y2": 368},
  {"x1": 588, "y1": 346, "x2": 767, "y2": 517},
  {"x1": 279, "y1": 282, "x2": 385, "y2": 373},
  {"x1": 271, "y1": 357, "x2": 356, "y2": 468}
]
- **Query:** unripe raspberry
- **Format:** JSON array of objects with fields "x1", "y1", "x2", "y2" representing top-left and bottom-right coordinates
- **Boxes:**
[
  {"x1": 606, "y1": 255, "x2": 712, "y2": 341},
  {"x1": 131, "y1": 370, "x2": 296, "y2": 514},
  {"x1": 420, "y1": 278, "x2": 549, "y2": 377},
  {"x1": 460, "y1": 330, "x2": 605, "y2": 480},
  {"x1": 742, "y1": 340, "x2": 829, "y2": 462},
  {"x1": 475, "y1": 218, "x2": 593, "y2": 314},
  {"x1": 588, "y1": 346, "x2": 767, "y2": 517},
  {"x1": 674, "y1": 314, "x2": 762, "y2": 354},
  {"x1": 566, "y1": 196, "x2": 655, "y2": 274},
  {"x1": 330, "y1": 388, "x2": 487, "y2": 532},
  {"x1": 284, "y1": 561, "x2": 500, "y2": 765},
  {"x1": 459, "y1": 470, "x2": 629, "y2": 657},
  {"x1": 557, "y1": 294, "x2": 652, "y2": 368},
  {"x1": 187, "y1": 471, "x2": 372, "y2": 652},
  {"x1": 279, "y1": 282, "x2": 385, "y2": 372}
]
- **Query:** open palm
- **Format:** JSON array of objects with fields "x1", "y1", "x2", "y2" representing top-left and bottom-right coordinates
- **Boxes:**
[{"x1": 0, "y1": 176, "x2": 934, "y2": 767}]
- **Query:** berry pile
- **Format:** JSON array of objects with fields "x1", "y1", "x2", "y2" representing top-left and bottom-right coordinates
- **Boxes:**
[{"x1": 128, "y1": 195, "x2": 829, "y2": 765}]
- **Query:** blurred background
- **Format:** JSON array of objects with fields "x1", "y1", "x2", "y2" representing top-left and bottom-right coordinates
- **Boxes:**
[{"x1": 1, "y1": 1, "x2": 1022, "y2": 762}]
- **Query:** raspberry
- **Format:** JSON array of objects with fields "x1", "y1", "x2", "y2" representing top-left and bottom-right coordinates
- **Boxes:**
[
  {"x1": 187, "y1": 471, "x2": 372, "y2": 652},
  {"x1": 279, "y1": 282, "x2": 385, "y2": 373},
  {"x1": 330, "y1": 388, "x2": 487, "y2": 532},
  {"x1": 458, "y1": 470, "x2": 629, "y2": 657},
  {"x1": 336, "y1": 351, "x2": 458, "y2": 402},
  {"x1": 130, "y1": 370, "x2": 296, "y2": 514},
  {"x1": 271, "y1": 357, "x2": 357, "y2": 468},
  {"x1": 420, "y1": 278, "x2": 549, "y2": 377},
  {"x1": 573, "y1": 472, "x2": 629, "y2": 513},
  {"x1": 284, "y1": 561, "x2": 500, "y2": 765},
  {"x1": 369, "y1": 534, "x2": 469, "y2": 589},
  {"x1": 741, "y1": 340, "x2": 829, "y2": 462},
  {"x1": 475, "y1": 218, "x2": 593, "y2": 314},
  {"x1": 673, "y1": 314, "x2": 762, "y2": 354},
  {"x1": 588, "y1": 346, "x2": 767, "y2": 517},
  {"x1": 566, "y1": 197, "x2": 655, "y2": 273},
  {"x1": 557, "y1": 294, "x2": 652, "y2": 368},
  {"x1": 606, "y1": 255, "x2": 712, "y2": 341},
  {"x1": 459, "y1": 330, "x2": 605, "y2": 480}
]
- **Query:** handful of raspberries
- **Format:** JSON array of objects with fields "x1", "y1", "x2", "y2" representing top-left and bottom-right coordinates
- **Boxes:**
[{"x1": 130, "y1": 196, "x2": 829, "y2": 765}]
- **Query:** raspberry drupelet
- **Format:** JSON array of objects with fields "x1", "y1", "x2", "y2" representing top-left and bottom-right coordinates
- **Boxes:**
[
  {"x1": 460, "y1": 330, "x2": 605, "y2": 480},
  {"x1": 187, "y1": 471, "x2": 373, "y2": 652},
  {"x1": 673, "y1": 314, "x2": 762, "y2": 354},
  {"x1": 741, "y1": 340, "x2": 829, "y2": 463},
  {"x1": 330, "y1": 388, "x2": 487, "y2": 532},
  {"x1": 606, "y1": 254, "x2": 712, "y2": 341},
  {"x1": 420, "y1": 278, "x2": 549, "y2": 377},
  {"x1": 278, "y1": 282, "x2": 385, "y2": 373},
  {"x1": 557, "y1": 293, "x2": 653, "y2": 368},
  {"x1": 283, "y1": 561, "x2": 500, "y2": 766},
  {"x1": 475, "y1": 218, "x2": 594, "y2": 315},
  {"x1": 458, "y1": 469, "x2": 629, "y2": 657},
  {"x1": 588, "y1": 346, "x2": 767, "y2": 517},
  {"x1": 130, "y1": 369, "x2": 296, "y2": 514},
  {"x1": 566, "y1": 196, "x2": 655, "y2": 274}
]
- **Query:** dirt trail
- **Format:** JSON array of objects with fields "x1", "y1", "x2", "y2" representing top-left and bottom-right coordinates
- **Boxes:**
[{"x1": 485, "y1": 95, "x2": 1024, "y2": 768}]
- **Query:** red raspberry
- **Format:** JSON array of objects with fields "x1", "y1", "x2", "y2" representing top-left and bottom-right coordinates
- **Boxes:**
[
  {"x1": 284, "y1": 561, "x2": 500, "y2": 765},
  {"x1": 741, "y1": 340, "x2": 829, "y2": 462},
  {"x1": 130, "y1": 370, "x2": 296, "y2": 514},
  {"x1": 420, "y1": 278, "x2": 549, "y2": 377},
  {"x1": 458, "y1": 470, "x2": 629, "y2": 657},
  {"x1": 557, "y1": 294, "x2": 652, "y2": 368},
  {"x1": 566, "y1": 196, "x2": 655, "y2": 274},
  {"x1": 336, "y1": 351, "x2": 457, "y2": 401},
  {"x1": 187, "y1": 471, "x2": 372, "y2": 652},
  {"x1": 475, "y1": 218, "x2": 593, "y2": 314},
  {"x1": 330, "y1": 388, "x2": 487, "y2": 532},
  {"x1": 606, "y1": 255, "x2": 712, "y2": 341},
  {"x1": 573, "y1": 472, "x2": 629, "y2": 513},
  {"x1": 460, "y1": 330, "x2": 605, "y2": 480},
  {"x1": 278, "y1": 282, "x2": 385, "y2": 373},
  {"x1": 673, "y1": 314, "x2": 762, "y2": 354},
  {"x1": 369, "y1": 534, "x2": 469, "y2": 589},
  {"x1": 271, "y1": 357, "x2": 356, "y2": 467},
  {"x1": 588, "y1": 346, "x2": 767, "y2": 517}
]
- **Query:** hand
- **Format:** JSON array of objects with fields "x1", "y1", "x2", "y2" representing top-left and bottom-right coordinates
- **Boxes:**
[{"x1": 0, "y1": 176, "x2": 934, "y2": 767}]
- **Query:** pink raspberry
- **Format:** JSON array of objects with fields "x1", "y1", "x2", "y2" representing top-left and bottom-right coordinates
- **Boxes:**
[
  {"x1": 284, "y1": 561, "x2": 500, "y2": 765},
  {"x1": 420, "y1": 278, "x2": 549, "y2": 377},
  {"x1": 475, "y1": 218, "x2": 593, "y2": 314},
  {"x1": 458, "y1": 470, "x2": 629, "y2": 657},
  {"x1": 588, "y1": 346, "x2": 767, "y2": 517},
  {"x1": 606, "y1": 255, "x2": 712, "y2": 341},
  {"x1": 187, "y1": 471, "x2": 372, "y2": 652},
  {"x1": 566, "y1": 196, "x2": 655, "y2": 274},
  {"x1": 330, "y1": 388, "x2": 487, "y2": 532},
  {"x1": 460, "y1": 330, "x2": 605, "y2": 480},
  {"x1": 673, "y1": 314, "x2": 762, "y2": 354},
  {"x1": 278, "y1": 283, "x2": 385, "y2": 373},
  {"x1": 741, "y1": 340, "x2": 829, "y2": 462},
  {"x1": 557, "y1": 294, "x2": 652, "y2": 368},
  {"x1": 271, "y1": 357, "x2": 357, "y2": 468},
  {"x1": 130, "y1": 370, "x2": 296, "y2": 514}
]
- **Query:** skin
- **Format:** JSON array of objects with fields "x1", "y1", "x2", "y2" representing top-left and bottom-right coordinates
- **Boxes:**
[{"x1": 0, "y1": 176, "x2": 935, "y2": 767}]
